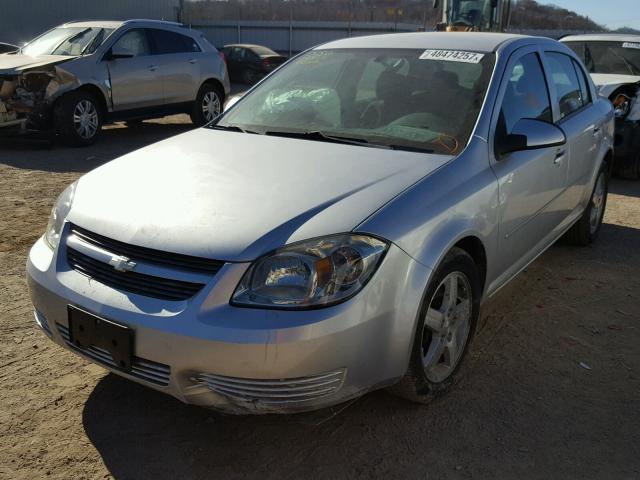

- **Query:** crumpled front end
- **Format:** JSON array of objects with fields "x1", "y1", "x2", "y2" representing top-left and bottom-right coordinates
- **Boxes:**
[
  {"x1": 594, "y1": 77, "x2": 640, "y2": 178},
  {"x1": 0, "y1": 63, "x2": 79, "y2": 134}
]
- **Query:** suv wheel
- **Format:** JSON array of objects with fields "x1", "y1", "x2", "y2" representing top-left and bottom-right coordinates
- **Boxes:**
[
  {"x1": 191, "y1": 83, "x2": 223, "y2": 126},
  {"x1": 389, "y1": 247, "x2": 481, "y2": 404},
  {"x1": 54, "y1": 91, "x2": 102, "y2": 147}
]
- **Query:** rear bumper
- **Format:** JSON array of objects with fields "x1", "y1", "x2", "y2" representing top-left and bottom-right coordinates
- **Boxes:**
[{"x1": 27, "y1": 235, "x2": 430, "y2": 414}]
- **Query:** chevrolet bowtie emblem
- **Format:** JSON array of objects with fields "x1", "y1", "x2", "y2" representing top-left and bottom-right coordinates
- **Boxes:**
[{"x1": 108, "y1": 255, "x2": 137, "y2": 273}]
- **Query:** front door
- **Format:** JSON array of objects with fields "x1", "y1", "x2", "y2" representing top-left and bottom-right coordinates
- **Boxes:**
[
  {"x1": 106, "y1": 28, "x2": 163, "y2": 111},
  {"x1": 490, "y1": 48, "x2": 569, "y2": 282}
]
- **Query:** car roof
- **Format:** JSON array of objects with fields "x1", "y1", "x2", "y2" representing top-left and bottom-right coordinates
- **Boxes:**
[
  {"x1": 224, "y1": 44, "x2": 275, "y2": 50},
  {"x1": 561, "y1": 33, "x2": 640, "y2": 43},
  {"x1": 62, "y1": 19, "x2": 185, "y2": 30},
  {"x1": 317, "y1": 32, "x2": 549, "y2": 53}
]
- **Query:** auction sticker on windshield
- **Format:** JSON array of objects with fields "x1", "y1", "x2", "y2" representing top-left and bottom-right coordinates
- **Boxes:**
[
  {"x1": 420, "y1": 49, "x2": 485, "y2": 63},
  {"x1": 622, "y1": 42, "x2": 640, "y2": 50}
]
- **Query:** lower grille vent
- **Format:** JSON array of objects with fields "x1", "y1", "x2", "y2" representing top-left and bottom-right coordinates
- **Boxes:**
[{"x1": 57, "y1": 323, "x2": 171, "y2": 386}]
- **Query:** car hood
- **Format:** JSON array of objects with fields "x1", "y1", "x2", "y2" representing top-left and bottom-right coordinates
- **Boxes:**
[
  {"x1": 591, "y1": 73, "x2": 640, "y2": 97},
  {"x1": 0, "y1": 54, "x2": 73, "y2": 74},
  {"x1": 69, "y1": 129, "x2": 452, "y2": 262}
]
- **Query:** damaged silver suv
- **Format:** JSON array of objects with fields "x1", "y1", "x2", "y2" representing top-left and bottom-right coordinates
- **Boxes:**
[{"x1": 0, "y1": 20, "x2": 230, "y2": 146}]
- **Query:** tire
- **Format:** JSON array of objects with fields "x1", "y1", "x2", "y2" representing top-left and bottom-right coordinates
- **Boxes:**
[
  {"x1": 190, "y1": 82, "x2": 223, "y2": 126},
  {"x1": 241, "y1": 68, "x2": 259, "y2": 85},
  {"x1": 54, "y1": 90, "x2": 102, "y2": 147},
  {"x1": 389, "y1": 247, "x2": 481, "y2": 404},
  {"x1": 613, "y1": 155, "x2": 640, "y2": 180},
  {"x1": 564, "y1": 163, "x2": 609, "y2": 246}
]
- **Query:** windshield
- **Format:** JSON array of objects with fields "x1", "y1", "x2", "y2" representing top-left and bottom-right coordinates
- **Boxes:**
[
  {"x1": 447, "y1": 0, "x2": 496, "y2": 30},
  {"x1": 564, "y1": 41, "x2": 640, "y2": 76},
  {"x1": 216, "y1": 48, "x2": 495, "y2": 155},
  {"x1": 22, "y1": 26, "x2": 114, "y2": 56}
]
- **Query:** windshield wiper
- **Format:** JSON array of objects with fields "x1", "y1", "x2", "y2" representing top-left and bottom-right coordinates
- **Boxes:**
[
  {"x1": 211, "y1": 124, "x2": 259, "y2": 134},
  {"x1": 263, "y1": 130, "x2": 392, "y2": 149}
]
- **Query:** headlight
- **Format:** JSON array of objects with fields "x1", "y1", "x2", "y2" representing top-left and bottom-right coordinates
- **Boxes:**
[
  {"x1": 44, "y1": 181, "x2": 77, "y2": 250},
  {"x1": 232, "y1": 234, "x2": 389, "y2": 309}
]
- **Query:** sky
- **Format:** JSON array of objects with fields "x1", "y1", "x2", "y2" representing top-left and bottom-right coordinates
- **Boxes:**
[{"x1": 536, "y1": 0, "x2": 640, "y2": 30}]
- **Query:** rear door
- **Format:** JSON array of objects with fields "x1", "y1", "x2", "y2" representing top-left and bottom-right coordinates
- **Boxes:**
[
  {"x1": 490, "y1": 47, "x2": 569, "y2": 279},
  {"x1": 148, "y1": 28, "x2": 202, "y2": 105},
  {"x1": 541, "y1": 50, "x2": 603, "y2": 210},
  {"x1": 106, "y1": 29, "x2": 163, "y2": 111}
]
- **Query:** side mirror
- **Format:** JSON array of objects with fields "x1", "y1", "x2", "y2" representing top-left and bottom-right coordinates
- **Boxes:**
[
  {"x1": 107, "y1": 47, "x2": 134, "y2": 60},
  {"x1": 496, "y1": 118, "x2": 566, "y2": 158}
]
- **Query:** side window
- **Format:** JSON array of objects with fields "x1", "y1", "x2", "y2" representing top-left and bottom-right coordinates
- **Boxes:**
[
  {"x1": 111, "y1": 29, "x2": 150, "y2": 57},
  {"x1": 149, "y1": 29, "x2": 201, "y2": 55},
  {"x1": 572, "y1": 59, "x2": 591, "y2": 106},
  {"x1": 499, "y1": 52, "x2": 552, "y2": 134},
  {"x1": 545, "y1": 52, "x2": 585, "y2": 119}
]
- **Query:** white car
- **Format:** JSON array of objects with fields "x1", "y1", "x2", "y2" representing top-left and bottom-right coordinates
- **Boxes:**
[{"x1": 562, "y1": 34, "x2": 640, "y2": 179}]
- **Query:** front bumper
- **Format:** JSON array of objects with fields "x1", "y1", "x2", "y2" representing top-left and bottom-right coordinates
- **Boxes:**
[{"x1": 27, "y1": 235, "x2": 430, "y2": 414}]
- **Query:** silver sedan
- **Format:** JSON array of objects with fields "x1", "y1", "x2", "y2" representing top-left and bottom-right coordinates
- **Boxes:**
[{"x1": 27, "y1": 32, "x2": 614, "y2": 413}]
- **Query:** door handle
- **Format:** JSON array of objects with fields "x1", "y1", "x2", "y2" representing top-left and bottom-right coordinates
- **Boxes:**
[
  {"x1": 148, "y1": 65, "x2": 159, "y2": 72},
  {"x1": 554, "y1": 149, "x2": 566, "y2": 165},
  {"x1": 189, "y1": 59, "x2": 198, "y2": 64}
]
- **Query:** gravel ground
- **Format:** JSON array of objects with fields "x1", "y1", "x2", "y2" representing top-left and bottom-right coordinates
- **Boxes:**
[{"x1": 1, "y1": 116, "x2": 639, "y2": 480}]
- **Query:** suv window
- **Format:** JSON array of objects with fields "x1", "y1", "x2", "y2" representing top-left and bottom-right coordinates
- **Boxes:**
[
  {"x1": 112, "y1": 29, "x2": 150, "y2": 57},
  {"x1": 499, "y1": 53, "x2": 552, "y2": 134},
  {"x1": 149, "y1": 29, "x2": 201, "y2": 55},
  {"x1": 545, "y1": 52, "x2": 585, "y2": 119}
]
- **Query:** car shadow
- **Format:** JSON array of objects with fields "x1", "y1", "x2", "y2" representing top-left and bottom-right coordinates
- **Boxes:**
[{"x1": 0, "y1": 120, "x2": 194, "y2": 173}]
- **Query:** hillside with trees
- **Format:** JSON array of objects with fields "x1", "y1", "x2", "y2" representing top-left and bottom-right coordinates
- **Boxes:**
[{"x1": 184, "y1": 0, "x2": 606, "y2": 31}]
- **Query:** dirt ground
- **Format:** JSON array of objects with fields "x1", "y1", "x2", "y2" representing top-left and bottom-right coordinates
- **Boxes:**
[{"x1": 1, "y1": 115, "x2": 639, "y2": 480}]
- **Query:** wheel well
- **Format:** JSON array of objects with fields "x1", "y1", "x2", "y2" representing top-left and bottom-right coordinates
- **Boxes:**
[
  {"x1": 201, "y1": 78, "x2": 226, "y2": 101},
  {"x1": 454, "y1": 236, "x2": 487, "y2": 292},
  {"x1": 602, "y1": 149, "x2": 614, "y2": 176},
  {"x1": 75, "y1": 84, "x2": 108, "y2": 119}
]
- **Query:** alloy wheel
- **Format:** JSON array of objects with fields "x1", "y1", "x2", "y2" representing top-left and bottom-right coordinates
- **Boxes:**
[
  {"x1": 589, "y1": 171, "x2": 606, "y2": 235},
  {"x1": 202, "y1": 91, "x2": 221, "y2": 123},
  {"x1": 421, "y1": 271, "x2": 472, "y2": 383},
  {"x1": 73, "y1": 100, "x2": 99, "y2": 139}
]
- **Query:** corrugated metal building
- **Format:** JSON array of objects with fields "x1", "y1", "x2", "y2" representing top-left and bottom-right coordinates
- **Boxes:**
[{"x1": 1, "y1": 0, "x2": 182, "y2": 45}]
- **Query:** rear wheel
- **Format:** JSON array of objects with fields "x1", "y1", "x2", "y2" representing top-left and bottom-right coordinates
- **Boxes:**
[
  {"x1": 564, "y1": 163, "x2": 609, "y2": 246},
  {"x1": 241, "y1": 68, "x2": 260, "y2": 85},
  {"x1": 190, "y1": 82, "x2": 223, "y2": 126},
  {"x1": 389, "y1": 248, "x2": 481, "y2": 404},
  {"x1": 54, "y1": 91, "x2": 102, "y2": 147}
]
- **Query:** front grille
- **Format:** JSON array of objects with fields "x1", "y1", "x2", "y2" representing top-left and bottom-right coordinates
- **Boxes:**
[
  {"x1": 66, "y1": 224, "x2": 224, "y2": 301},
  {"x1": 193, "y1": 370, "x2": 345, "y2": 405},
  {"x1": 67, "y1": 248, "x2": 204, "y2": 301},
  {"x1": 70, "y1": 224, "x2": 224, "y2": 274},
  {"x1": 57, "y1": 323, "x2": 171, "y2": 386}
]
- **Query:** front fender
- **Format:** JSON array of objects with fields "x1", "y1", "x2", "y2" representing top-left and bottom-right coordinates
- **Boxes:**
[{"x1": 356, "y1": 139, "x2": 500, "y2": 299}]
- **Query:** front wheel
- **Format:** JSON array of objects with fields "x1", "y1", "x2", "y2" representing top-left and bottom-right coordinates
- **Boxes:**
[
  {"x1": 54, "y1": 91, "x2": 102, "y2": 147},
  {"x1": 190, "y1": 83, "x2": 223, "y2": 126},
  {"x1": 389, "y1": 247, "x2": 481, "y2": 404},
  {"x1": 564, "y1": 164, "x2": 609, "y2": 246}
]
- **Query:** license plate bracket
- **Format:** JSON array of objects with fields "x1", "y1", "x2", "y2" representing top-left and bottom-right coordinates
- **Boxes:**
[{"x1": 68, "y1": 306, "x2": 133, "y2": 372}]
